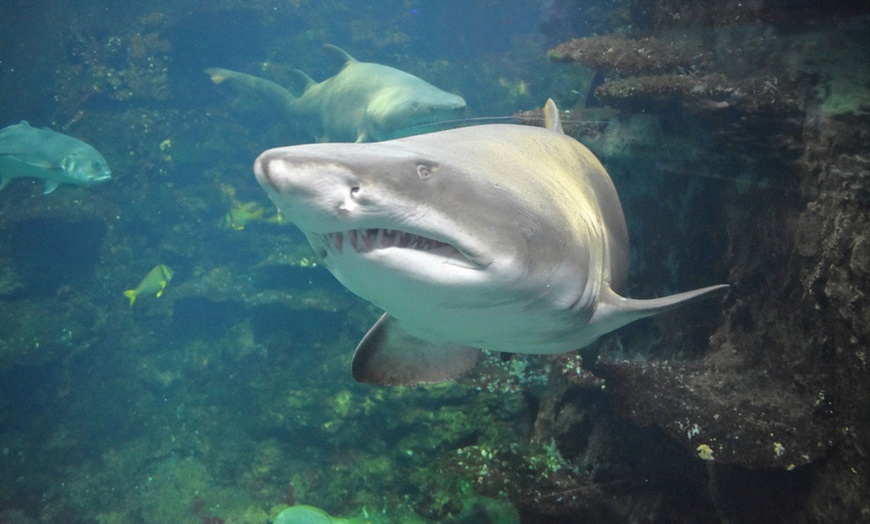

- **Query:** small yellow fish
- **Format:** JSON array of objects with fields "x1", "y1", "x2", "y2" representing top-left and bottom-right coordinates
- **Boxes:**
[
  {"x1": 221, "y1": 201, "x2": 265, "y2": 231},
  {"x1": 123, "y1": 264, "x2": 173, "y2": 307},
  {"x1": 159, "y1": 138, "x2": 172, "y2": 161}
]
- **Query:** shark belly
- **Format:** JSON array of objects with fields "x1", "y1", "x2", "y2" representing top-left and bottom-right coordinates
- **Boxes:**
[{"x1": 327, "y1": 244, "x2": 600, "y2": 354}]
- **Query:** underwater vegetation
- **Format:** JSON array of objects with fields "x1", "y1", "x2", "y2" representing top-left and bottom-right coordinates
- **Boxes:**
[{"x1": 0, "y1": 0, "x2": 867, "y2": 523}]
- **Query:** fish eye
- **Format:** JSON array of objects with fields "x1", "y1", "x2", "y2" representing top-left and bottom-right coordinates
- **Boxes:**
[
  {"x1": 417, "y1": 165, "x2": 431, "y2": 180},
  {"x1": 412, "y1": 101, "x2": 420, "y2": 109}
]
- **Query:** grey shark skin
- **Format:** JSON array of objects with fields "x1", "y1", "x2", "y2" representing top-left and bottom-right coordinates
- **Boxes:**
[
  {"x1": 207, "y1": 44, "x2": 466, "y2": 143},
  {"x1": 255, "y1": 100, "x2": 727, "y2": 386},
  {"x1": 0, "y1": 121, "x2": 111, "y2": 194}
]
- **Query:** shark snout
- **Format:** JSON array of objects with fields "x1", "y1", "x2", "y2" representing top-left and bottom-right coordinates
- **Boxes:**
[
  {"x1": 432, "y1": 97, "x2": 466, "y2": 117},
  {"x1": 254, "y1": 152, "x2": 309, "y2": 195},
  {"x1": 253, "y1": 154, "x2": 280, "y2": 193},
  {"x1": 254, "y1": 149, "x2": 361, "y2": 205}
]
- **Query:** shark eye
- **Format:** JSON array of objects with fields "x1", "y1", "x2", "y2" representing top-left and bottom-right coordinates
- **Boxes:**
[
  {"x1": 417, "y1": 165, "x2": 431, "y2": 180},
  {"x1": 350, "y1": 186, "x2": 360, "y2": 198}
]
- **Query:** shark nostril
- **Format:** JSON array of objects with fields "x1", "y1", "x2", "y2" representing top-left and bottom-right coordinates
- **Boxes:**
[
  {"x1": 267, "y1": 172, "x2": 283, "y2": 192},
  {"x1": 254, "y1": 158, "x2": 280, "y2": 192}
]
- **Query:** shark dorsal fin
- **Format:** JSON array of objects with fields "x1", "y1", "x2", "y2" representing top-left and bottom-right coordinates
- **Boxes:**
[
  {"x1": 544, "y1": 98, "x2": 564, "y2": 134},
  {"x1": 323, "y1": 44, "x2": 358, "y2": 65},
  {"x1": 292, "y1": 69, "x2": 317, "y2": 89}
]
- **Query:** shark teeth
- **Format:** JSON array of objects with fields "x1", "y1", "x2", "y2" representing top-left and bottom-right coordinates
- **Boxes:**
[{"x1": 326, "y1": 228, "x2": 451, "y2": 254}]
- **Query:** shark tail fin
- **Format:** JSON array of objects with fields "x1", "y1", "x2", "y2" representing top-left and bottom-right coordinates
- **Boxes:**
[
  {"x1": 123, "y1": 290, "x2": 137, "y2": 307},
  {"x1": 204, "y1": 67, "x2": 297, "y2": 109},
  {"x1": 352, "y1": 314, "x2": 482, "y2": 386},
  {"x1": 204, "y1": 68, "x2": 228, "y2": 84},
  {"x1": 591, "y1": 284, "x2": 729, "y2": 336}
]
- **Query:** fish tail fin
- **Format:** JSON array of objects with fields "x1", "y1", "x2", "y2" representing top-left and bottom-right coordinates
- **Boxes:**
[
  {"x1": 123, "y1": 290, "x2": 137, "y2": 307},
  {"x1": 204, "y1": 68, "x2": 228, "y2": 84}
]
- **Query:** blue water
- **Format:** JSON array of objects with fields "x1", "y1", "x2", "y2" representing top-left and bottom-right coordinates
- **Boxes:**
[{"x1": 0, "y1": 1, "x2": 867, "y2": 523}]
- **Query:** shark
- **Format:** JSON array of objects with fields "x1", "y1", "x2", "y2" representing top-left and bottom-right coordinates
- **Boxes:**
[
  {"x1": 0, "y1": 121, "x2": 111, "y2": 194},
  {"x1": 206, "y1": 44, "x2": 467, "y2": 143},
  {"x1": 254, "y1": 100, "x2": 728, "y2": 386}
]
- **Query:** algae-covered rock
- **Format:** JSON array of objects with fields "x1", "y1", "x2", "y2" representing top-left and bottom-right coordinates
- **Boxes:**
[{"x1": 0, "y1": 261, "x2": 23, "y2": 296}]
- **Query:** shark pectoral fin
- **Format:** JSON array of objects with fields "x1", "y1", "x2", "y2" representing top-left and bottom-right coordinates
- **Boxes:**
[
  {"x1": 43, "y1": 180, "x2": 60, "y2": 194},
  {"x1": 352, "y1": 313, "x2": 482, "y2": 386}
]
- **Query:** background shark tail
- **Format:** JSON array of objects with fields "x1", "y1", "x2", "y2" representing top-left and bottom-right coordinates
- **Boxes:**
[{"x1": 204, "y1": 68, "x2": 297, "y2": 111}]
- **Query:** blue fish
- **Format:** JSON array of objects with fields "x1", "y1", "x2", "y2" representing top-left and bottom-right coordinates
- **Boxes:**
[{"x1": 0, "y1": 121, "x2": 111, "y2": 194}]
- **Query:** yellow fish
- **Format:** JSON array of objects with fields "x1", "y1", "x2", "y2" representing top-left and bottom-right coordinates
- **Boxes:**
[
  {"x1": 220, "y1": 201, "x2": 285, "y2": 230},
  {"x1": 221, "y1": 201, "x2": 265, "y2": 231},
  {"x1": 123, "y1": 264, "x2": 173, "y2": 307}
]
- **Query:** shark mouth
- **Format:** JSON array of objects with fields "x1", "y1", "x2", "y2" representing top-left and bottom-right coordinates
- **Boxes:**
[{"x1": 316, "y1": 228, "x2": 477, "y2": 268}]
